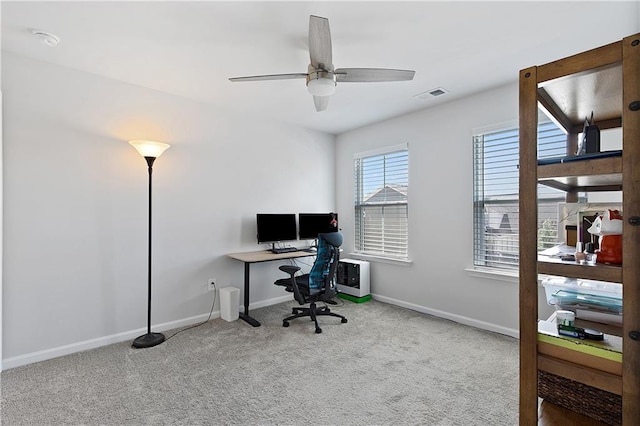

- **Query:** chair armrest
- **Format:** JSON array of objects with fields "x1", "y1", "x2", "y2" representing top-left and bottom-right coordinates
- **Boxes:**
[
  {"x1": 279, "y1": 265, "x2": 300, "y2": 276},
  {"x1": 277, "y1": 265, "x2": 305, "y2": 304}
]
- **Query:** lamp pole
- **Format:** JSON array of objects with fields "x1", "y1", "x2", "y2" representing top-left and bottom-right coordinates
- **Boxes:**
[{"x1": 129, "y1": 140, "x2": 170, "y2": 349}]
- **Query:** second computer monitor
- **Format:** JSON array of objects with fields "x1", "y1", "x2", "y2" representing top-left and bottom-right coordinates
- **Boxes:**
[{"x1": 298, "y1": 213, "x2": 338, "y2": 240}]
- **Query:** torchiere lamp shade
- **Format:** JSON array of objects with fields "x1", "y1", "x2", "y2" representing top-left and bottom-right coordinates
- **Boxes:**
[{"x1": 129, "y1": 140, "x2": 170, "y2": 158}]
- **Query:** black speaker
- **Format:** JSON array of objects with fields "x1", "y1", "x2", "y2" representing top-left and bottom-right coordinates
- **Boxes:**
[{"x1": 584, "y1": 125, "x2": 600, "y2": 153}]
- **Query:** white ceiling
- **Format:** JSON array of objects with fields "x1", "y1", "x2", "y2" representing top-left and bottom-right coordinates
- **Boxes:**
[{"x1": 2, "y1": 1, "x2": 639, "y2": 135}]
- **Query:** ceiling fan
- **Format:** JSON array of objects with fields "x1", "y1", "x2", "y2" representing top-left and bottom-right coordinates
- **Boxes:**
[{"x1": 229, "y1": 15, "x2": 416, "y2": 112}]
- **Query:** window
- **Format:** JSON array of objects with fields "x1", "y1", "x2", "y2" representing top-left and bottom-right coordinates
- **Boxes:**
[
  {"x1": 354, "y1": 144, "x2": 408, "y2": 260},
  {"x1": 473, "y1": 121, "x2": 567, "y2": 271}
]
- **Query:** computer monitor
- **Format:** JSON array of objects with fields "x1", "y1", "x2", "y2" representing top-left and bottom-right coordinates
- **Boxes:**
[
  {"x1": 298, "y1": 213, "x2": 338, "y2": 240},
  {"x1": 256, "y1": 214, "x2": 297, "y2": 244}
]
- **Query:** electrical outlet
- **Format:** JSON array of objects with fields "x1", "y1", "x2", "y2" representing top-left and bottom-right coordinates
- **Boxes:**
[{"x1": 207, "y1": 278, "x2": 216, "y2": 291}]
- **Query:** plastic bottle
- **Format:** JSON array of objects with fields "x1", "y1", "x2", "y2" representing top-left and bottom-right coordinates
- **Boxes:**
[{"x1": 575, "y1": 242, "x2": 586, "y2": 264}]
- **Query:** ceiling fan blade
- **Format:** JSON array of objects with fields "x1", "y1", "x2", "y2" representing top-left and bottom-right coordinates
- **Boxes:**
[
  {"x1": 309, "y1": 15, "x2": 333, "y2": 70},
  {"x1": 229, "y1": 73, "x2": 307, "y2": 82},
  {"x1": 335, "y1": 68, "x2": 415, "y2": 82},
  {"x1": 313, "y1": 95, "x2": 330, "y2": 112}
]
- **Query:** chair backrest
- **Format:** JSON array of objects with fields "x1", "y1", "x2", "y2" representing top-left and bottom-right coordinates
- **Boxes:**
[{"x1": 308, "y1": 232, "x2": 343, "y2": 293}]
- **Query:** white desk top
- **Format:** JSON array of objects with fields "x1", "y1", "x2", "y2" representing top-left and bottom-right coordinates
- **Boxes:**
[{"x1": 227, "y1": 249, "x2": 314, "y2": 263}]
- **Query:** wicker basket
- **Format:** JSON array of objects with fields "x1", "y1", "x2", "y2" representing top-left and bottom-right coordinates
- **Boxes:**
[{"x1": 538, "y1": 370, "x2": 621, "y2": 425}]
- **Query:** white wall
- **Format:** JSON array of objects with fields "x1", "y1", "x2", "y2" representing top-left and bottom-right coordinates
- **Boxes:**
[
  {"x1": 336, "y1": 83, "x2": 524, "y2": 335},
  {"x1": 1, "y1": 90, "x2": 4, "y2": 371},
  {"x1": 2, "y1": 53, "x2": 335, "y2": 367}
]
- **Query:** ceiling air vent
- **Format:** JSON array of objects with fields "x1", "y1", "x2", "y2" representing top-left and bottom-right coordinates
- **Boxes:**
[{"x1": 413, "y1": 87, "x2": 449, "y2": 101}]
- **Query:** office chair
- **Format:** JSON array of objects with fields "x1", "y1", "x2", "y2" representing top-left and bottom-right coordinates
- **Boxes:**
[{"x1": 274, "y1": 232, "x2": 347, "y2": 333}]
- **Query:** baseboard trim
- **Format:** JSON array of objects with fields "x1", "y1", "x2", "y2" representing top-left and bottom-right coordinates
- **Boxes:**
[
  {"x1": 372, "y1": 294, "x2": 519, "y2": 339},
  {"x1": 3, "y1": 294, "x2": 296, "y2": 370},
  {"x1": 3, "y1": 293, "x2": 516, "y2": 370},
  {"x1": 249, "y1": 294, "x2": 293, "y2": 309},
  {"x1": 2, "y1": 310, "x2": 221, "y2": 370}
]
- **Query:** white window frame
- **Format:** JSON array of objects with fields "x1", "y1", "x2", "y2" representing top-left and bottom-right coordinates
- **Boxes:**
[
  {"x1": 353, "y1": 143, "x2": 409, "y2": 261},
  {"x1": 472, "y1": 121, "x2": 568, "y2": 273}
]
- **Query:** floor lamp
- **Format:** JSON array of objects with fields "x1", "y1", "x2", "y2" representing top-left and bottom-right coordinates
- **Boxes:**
[{"x1": 129, "y1": 140, "x2": 170, "y2": 349}]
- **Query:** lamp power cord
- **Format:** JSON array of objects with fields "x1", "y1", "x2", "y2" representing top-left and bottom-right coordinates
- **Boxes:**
[{"x1": 164, "y1": 282, "x2": 217, "y2": 342}]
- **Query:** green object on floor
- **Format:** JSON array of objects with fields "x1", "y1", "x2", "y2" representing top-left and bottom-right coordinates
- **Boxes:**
[{"x1": 338, "y1": 293, "x2": 372, "y2": 303}]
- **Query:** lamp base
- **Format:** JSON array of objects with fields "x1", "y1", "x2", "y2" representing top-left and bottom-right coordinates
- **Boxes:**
[{"x1": 132, "y1": 332, "x2": 165, "y2": 348}]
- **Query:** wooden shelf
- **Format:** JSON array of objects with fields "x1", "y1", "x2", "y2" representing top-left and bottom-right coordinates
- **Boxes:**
[
  {"x1": 538, "y1": 257, "x2": 622, "y2": 283},
  {"x1": 538, "y1": 399, "x2": 613, "y2": 426},
  {"x1": 538, "y1": 354, "x2": 622, "y2": 395},
  {"x1": 538, "y1": 319, "x2": 622, "y2": 394},
  {"x1": 538, "y1": 156, "x2": 622, "y2": 192},
  {"x1": 538, "y1": 63, "x2": 623, "y2": 133}
]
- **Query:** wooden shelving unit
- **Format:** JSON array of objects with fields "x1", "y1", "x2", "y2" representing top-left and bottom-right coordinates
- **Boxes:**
[
  {"x1": 538, "y1": 156, "x2": 622, "y2": 193},
  {"x1": 519, "y1": 34, "x2": 640, "y2": 425}
]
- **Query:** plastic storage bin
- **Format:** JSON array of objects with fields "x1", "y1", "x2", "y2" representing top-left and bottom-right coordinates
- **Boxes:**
[
  {"x1": 541, "y1": 277, "x2": 622, "y2": 325},
  {"x1": 219, "y1": 287, "x2": 240, "y2": 322}
]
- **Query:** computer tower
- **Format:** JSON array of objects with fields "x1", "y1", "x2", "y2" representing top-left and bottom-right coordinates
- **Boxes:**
[{"x1": 336, "y1": 259, "x2": 370, "y2": 298}]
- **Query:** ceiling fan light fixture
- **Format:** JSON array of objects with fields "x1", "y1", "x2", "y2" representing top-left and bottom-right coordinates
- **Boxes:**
[{"x1": 307, "y1": 73, "x2": 336, "y2": 97}]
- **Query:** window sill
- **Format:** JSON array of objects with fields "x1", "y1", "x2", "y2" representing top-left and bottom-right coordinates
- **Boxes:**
[
  {"x1": 347, "y1": 253, "x2": 413, "y2": 266},
  {"x1": 465, "y1": 267, "x2": 518, "y2": 283}
]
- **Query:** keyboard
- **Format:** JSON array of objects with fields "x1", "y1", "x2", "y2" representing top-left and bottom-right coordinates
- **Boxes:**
[{"x1": 271, "y1": 247, "x2": 298, "y2": 254}]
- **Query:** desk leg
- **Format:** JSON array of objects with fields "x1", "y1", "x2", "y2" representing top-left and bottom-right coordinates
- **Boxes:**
[{"x1": 239, "y1": 262, "x2": 261, "y2": 327}]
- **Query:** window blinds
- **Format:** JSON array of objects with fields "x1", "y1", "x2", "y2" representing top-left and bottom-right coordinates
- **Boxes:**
[
  {"x1": 473, "y1": 122, "x2": 566, "y2": 271},
  {"x1": 354, "y1": 145, "x2": 408, "y2": 259}
]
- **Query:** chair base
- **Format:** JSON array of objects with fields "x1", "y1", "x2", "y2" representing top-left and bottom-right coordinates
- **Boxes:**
[{"x1": 282, "y1": 302, "x2": 347, "y2": 333}]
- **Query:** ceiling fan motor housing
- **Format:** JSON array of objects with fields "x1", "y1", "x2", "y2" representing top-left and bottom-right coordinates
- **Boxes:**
[{"x1": 307, "y1": 69, "x2": 337, "y2": 96}]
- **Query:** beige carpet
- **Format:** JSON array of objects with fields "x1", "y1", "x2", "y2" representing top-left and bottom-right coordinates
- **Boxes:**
[{"x1": 1, "y1": 299, "x2": 519, "y2": 425}]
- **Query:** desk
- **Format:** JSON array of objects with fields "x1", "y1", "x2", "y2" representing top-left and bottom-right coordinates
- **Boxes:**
[{"x1": 226, "y1": 249, "x2": 314, "y2": 327}]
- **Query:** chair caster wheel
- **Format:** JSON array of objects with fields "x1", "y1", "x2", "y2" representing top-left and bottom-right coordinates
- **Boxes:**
[
  {"x1": 283, "y1": 321, "x2": 289, "y2": 327},
  {"x1": 315, "y1": 328, "x2": 322, "y2": 334},
  {"x1": 341, "y1": 318, "x2": 348, "y2": 323}
]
